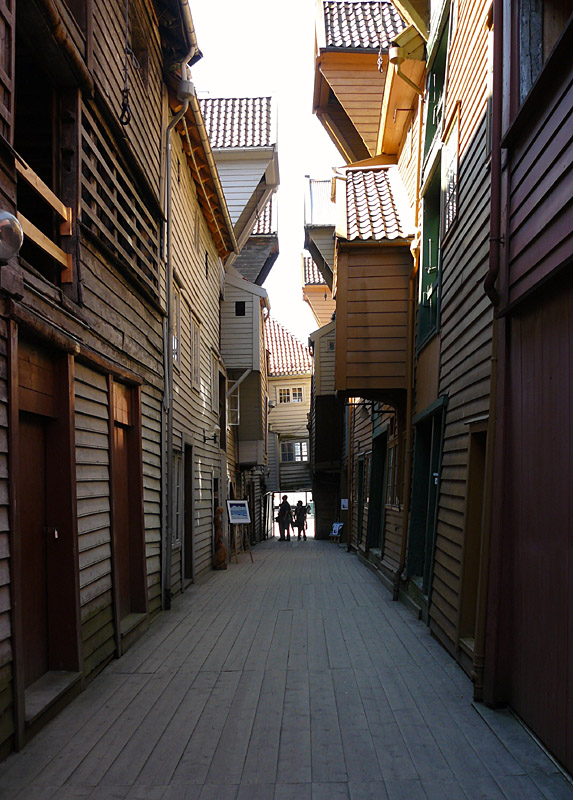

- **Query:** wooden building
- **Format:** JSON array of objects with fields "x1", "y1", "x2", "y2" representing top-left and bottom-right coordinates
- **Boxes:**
[
  {"x1": 302, "y1": 256, "x2": 335, "y2": 328},
  {"x1": 200, "y1": 97, "x2": 280, "y2": 545},
  {"x1": 0, "y1": 0, "x2": 241, "y2": 757},
  {"x1": 484, "y1": 3, "x2": 573, "y2": 774},
  {"x1": 265, "y1": 316, "x2": 313, "y2": 494},
  {"x1": 310, "y1": 0, "x2": 573, "y2": 774}
]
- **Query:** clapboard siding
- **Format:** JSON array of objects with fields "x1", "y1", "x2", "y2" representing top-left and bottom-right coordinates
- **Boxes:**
[
  {"x1": 335, "y1": 246, "x2": 412, "y2": 394},
  {"x1": 221, "y1": 286, "x2": 255, "y2": 369},
  {"x1": 141, "y1": 386, "x2": 162, "y2": 615},
  {"x1": 318, "y1": 331, "x2": 336, "y2": 395},
  {"x1": 279, "y1": 462, "x2": 312, "y2": 492},
  {"x1": 213, "y1": 157, "x2": 272, "y2": 225},
  {"x1": 320, "y1": 54, "x2": 386, "y2": 155},
  {"x1": 382, "y1": 507, "x2": 402, "y2": 573},
  {"x1": 349, "y1": 404, "x2": 372, "y2": 551},
  {"x1": 168, "y1": 128, "x2": 225, "y2": 583},
  {"x1": 506, "y1": 33, "x2": 573, "y2": 304},
  {"x1": 75, "y1": 363, "x2": 114, "y2": 676},
  {"x1": 0, "y1": 317, "x2": 12, "y2": 755},
  {"x1": 268, "y1": 376, "x2": 312, "y2": 437},
  {"x1": 91, "y1": 0, "x2": 162, "y2": 195},
  {"x1": 429, "y1": 0, "x2": 493, "y2": 652}
]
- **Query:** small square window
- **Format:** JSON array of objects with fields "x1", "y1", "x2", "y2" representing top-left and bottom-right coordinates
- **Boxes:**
[
  {"x1": 279, "y1": 388, "x2": 290, "y2": 404},
  {"x1": 235, "y1": 301, "x2": 246, "y2": 317},
  {"x1": 292, "y1": 387, "x2": 303, "y2": 403}
]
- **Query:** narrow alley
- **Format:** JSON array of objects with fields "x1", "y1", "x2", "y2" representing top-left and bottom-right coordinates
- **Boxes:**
[{"x1": 0, "y1": 540, "x2": 570, "y2": 800}]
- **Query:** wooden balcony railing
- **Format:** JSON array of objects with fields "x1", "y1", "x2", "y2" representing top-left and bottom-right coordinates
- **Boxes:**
[{"x1": 16, "y1": 159, "x2": 73, "y2": 283}]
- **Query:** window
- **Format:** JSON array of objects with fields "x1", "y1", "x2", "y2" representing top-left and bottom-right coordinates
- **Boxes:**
[
  {"x1": 327, "y1": 339, "x2": 335, "y2": 351},
  {"x1": 423, "y1": 25, "x2": 448, "y2": 160},
  {"x1": 281, "y1": 440, "x2": 309, "y2": 462},
  {"x1": 173, "y1": 452, "x2": 183, "y2": 546},
  {"x1": 235, "y1": 301, "x2": 246, "y2": 316},
  {"x1": 172, "y1": 284, "x2": 181, "y2": 367},
  {"x1": 442, "y1": 113, "x2": 459, "y2": 237},
  {"x1": 228, "y1": 385, "x2": 240, "y2": 425},
  {"x1": 211, "y1": 352, "x2": 219, "y2": 413},
  {"x1": 418, "y1": 169, "x2": 441, "y2": 348},
  {"x1": 292, "y1": 387, "x2": 303, "y2": 403},
  {"x1": 279, "y1": 388, "x2": 290, "y2": 404},
  {"x1": 518, "y1": 0, "x2": 572, "y2": 105},
  {"x1": 191, "y1": 316, "x2": 200, "y2": 390},
  {"x1": 386, "y1": 442, "x2": 400, "y2": 506}
]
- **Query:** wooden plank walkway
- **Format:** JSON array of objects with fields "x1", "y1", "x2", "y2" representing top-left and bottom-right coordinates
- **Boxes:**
[{"x1": 0, "y1": 538, "x2": 571, "y2": 800}]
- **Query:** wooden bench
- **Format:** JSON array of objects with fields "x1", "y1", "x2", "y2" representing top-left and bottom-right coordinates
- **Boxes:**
[{"x1": 329, "y1": 522, "x2": 343, "y2": 543}]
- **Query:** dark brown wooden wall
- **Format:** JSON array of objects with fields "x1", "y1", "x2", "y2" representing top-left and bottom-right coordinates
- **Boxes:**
[
  {"x1": 335, "y1": 245, "x2": 411, "y2": 394},
  {"x1": 505, "y1": 25, "x2": 573, "y2": 305},
  {"x1": 500, "y1": 272, "x2": 573, "y2": 773}
]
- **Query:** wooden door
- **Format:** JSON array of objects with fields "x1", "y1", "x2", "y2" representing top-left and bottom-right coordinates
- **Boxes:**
[{"x1": 19, "y1": 412, "x2": 48, "y2": 687}]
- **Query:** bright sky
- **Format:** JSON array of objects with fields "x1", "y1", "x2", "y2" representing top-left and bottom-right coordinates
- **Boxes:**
[{"x1": 191, "y1": 0, "x2": 341, "y2": 344}]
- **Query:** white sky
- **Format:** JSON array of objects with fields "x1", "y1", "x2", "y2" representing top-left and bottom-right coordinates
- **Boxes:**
[{"x1": 191, "y1": 0, "x2": 342, "y2": 344}]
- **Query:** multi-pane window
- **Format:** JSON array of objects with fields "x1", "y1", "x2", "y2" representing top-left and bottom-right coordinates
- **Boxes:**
[
  {"x1": 172, "y1": 284, "x2": 181, "y2": 367},
  {"x1": 191, "y1": 316, "x2": 200, "y2": 390},
  {"x1": 228, "y1": 385, "x2": 240, "y2": 425},
  {"x1": 442, "y1": 114, "x2": 459, "y2": 237},
  {"x1": 281, "y1": 440, "x2": 309, "y2": 462},
  {"x1": 211, "y1": 352, "x2": 219, "y2": 413},
  {"x1": 292, "y1": 387, "x2": 303, "y2": 403},
  {"x1": 279, "y1": 388, "x2": 290, "y2": 404},
  {"x1": 418, "y1": 170, "x2": 441, "y2": 347},
  {"x1": 386, "y1": 442, "x2": 400, "y2": 506}
]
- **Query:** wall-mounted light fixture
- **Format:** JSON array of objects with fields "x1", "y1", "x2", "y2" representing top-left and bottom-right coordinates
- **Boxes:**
[
  {"x1": 203, "y1": 424, "x2": 220, "y2": 444},
  {"x1": 0, "y1": 211, "x2": 24, "y2": 264}
]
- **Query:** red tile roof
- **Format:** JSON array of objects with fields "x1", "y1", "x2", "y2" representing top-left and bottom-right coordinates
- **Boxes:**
[
  {"x1": 265, "y1": 316, "x2": 313, "y2": 376},
  {"x1": 252, "y1": 197, "x2": 275, "y2": 235},
  {"x1": 199, "y1": 97, "x2": 273, "y2": 148},
  {"x1": 304, "y1": 257, "x2": 326, "y2": 286},
  {"x1": 346, "y1": 168, "x2": 411, "y2": 241},
  {"x1": 323, "y1": 1, "x2": 405, "y2": 50}
]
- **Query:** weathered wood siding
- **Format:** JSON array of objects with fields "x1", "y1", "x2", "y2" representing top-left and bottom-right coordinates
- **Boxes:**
[
  {"x1": 213, "y1": 156, "x2": 272, "y2": 225},
  {"x1": 278, "y1": 461, "x2": 312, "y2": 492},
  {"x1": 0, "y1": 316, "x2": 11, "y2": 756},
  {"x1": 221, "y1": 285, "x2": 255, "y2": 370},
  {"x1": 382, "y1": 507, "x2": 402, "y2": 572},
  {"x1": 349, "y1": 403, "x2": 372, "y2": 551},
  {"x1": 268, "y1": 376, "x2": 312, "y2": 437},
  {"x1": 0, "y1": 0, "x2": 14, "y2": 145},
  {"x1": 169, "y1": 129, "x2": 223, "y2": 582},
  {"x1": 320, "y1": 53, "x2": 386, "y2": 156},
  {"x1": 142, "y1": 385, "x2": 162, "y2": 615},
  {"x1": 92, "y1": 0, "x2": 162, "y2": 195},
  {"x1": 307, "y1": 227, "x2": 336, "y2": 273},
  {"x1": 318, "y1": 329, "x2": 336, "y2": 395},
  {"x1": 75, "y1": 364, "x2": 114, "y2": 677},
  {"x1": 429, "y1": 0, "x2": 493, "y2": 653},
  {"x1": 335, "y1": 245, "x2": 412, "y2": 394},
  {"x1": 505, "y1": 27, "x2": 573, "y2": 305}
]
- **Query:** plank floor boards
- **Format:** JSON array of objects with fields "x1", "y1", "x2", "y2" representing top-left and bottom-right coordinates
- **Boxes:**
[{"x1": 0, "y1": 538, "x2": 571, "y2": 800}]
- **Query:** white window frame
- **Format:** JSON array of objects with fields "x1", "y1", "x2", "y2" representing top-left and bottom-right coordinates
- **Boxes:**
[
  {"x1": 442, "y1": 112, "x2": 459, "y2": 238},
  {"x1": 281, "y1": 440, "x2": 309, "y2": 462},
  {"x1": 172, "y1": 284, "x2": 181, "y2": 368},
  {"x1": 292, "y1": 387, "x2": 303, "y2": 403},
  {"x1": 211, "y1": 351, "x2": 219, "y2": 413},
  {"x1": 228, "y1": 385, "x2": 240, "y2": 425},
  {"x1": 278, "y1": 388, "x2": 291, "y2": 404},
  {"x1": 191, "y1": 315, "x2": 200, "y2": 390}
]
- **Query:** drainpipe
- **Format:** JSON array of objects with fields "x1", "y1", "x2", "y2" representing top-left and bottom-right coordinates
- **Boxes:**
[
  {"x1": 394, "y1": 91, "x2": 424, "y2": 600},
  {"x1": 474, "y1": 0, "x2": 504, "y2": 698},
  {"x1": 162, "y1": 4, "x2": 199, "y2": 610}
]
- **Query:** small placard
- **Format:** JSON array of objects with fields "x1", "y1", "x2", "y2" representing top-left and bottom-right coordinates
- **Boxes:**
[
  {"x1": 227, "y1": 499, "x2": 251, "y2": 524},
  {"x1": 341, "y1": 498, "x2": 348, "y2": 510}
]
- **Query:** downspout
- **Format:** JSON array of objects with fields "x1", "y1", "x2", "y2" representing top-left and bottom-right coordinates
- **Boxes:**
[
  {"x1": 394, "y1": 91, "x2": 424, "y2": 600},
  {"x1": 474, "y1": 0, "x2": 504, "y2": 698},
  {"x1": 162, "y1": 5, "x2": 199, "y2": 610}
]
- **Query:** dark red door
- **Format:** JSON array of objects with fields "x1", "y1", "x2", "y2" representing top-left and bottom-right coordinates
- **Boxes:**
[{"x1": 19, "y1": 412, "x2": 48, "y2": 687}]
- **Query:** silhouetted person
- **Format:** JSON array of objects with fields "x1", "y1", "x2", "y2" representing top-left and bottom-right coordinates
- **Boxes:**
[{"x1": 277, "y1": 495, "x2": 292, "y2": 541}]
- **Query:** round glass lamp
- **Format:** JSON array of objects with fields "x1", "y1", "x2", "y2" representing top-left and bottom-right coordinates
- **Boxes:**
[{"x1": 0, "y1": 211, "x2": 24, "y2": 261}]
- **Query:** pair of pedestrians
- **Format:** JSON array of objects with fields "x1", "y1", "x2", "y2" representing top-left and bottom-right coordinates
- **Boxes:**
[{"x1": 276, "y1": 495, "x2": 307, "y2": 541}]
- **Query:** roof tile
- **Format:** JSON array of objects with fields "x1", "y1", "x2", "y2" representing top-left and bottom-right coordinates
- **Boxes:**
[
  {"x1": 199, "y1": 97, "x2": 273, "y2": 148},
  {"x1": 304, "y1": 257, "x2": 326, "y2": 285},
  {"x1": 252, "y1": 197, "x2": 275, "y2": 235},
  {"x1": 346, "y1": 168, "x2": 411, "y2": 241},
  {"x1": 265, "y1": 316, "x2": 313, "y2": 376},
  {"x1": 323, "y1": 1, "x2": 405, "y2": 50}
]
